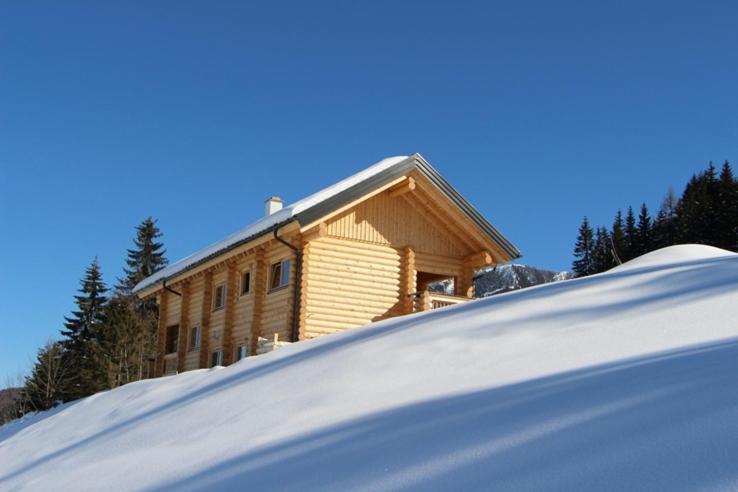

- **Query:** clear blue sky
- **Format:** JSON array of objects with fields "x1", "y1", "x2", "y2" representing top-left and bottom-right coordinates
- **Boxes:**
[{"x1": 1, "y1": 1, "x2": 736, "y2": 382}]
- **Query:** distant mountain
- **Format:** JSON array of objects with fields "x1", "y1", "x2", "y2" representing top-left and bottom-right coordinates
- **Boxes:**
[{"x1": 474, "y1": 264, "x2": 573, "y2": 297}]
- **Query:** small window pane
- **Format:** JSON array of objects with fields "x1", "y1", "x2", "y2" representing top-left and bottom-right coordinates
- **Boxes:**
[
  {"x1": 241, "y1": 271, "x2": 251, "y2": 296},
  {"x1": 214, "y1": 284, "x2": 226, "y2": 309},
  {"x1": 235, "y1": 345, "x2": 247, "y2": 361},
  {"x1": 189, "y1": 326, "x2": 200, "y2": 350},
  {"x1": 270, "y1": 262, "x2": 282, "y2": 289},
  {"x1": 281, "y1": 259, "x2": 290, "y2": 287},
  {"x1": 211, "y1": 351, "x2": 223, "y2": 367},
  {"x1": 165, "y1": 325, "x2": 179, "y2": 354}
]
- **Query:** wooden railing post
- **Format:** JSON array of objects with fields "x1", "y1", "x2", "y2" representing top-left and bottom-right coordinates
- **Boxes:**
[{"x1": 421, "y1": 290, "x2": 431, "y2": 311}]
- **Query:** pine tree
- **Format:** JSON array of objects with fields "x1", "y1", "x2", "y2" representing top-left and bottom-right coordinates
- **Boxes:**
[
  {"x1": 634, "y1": 203, "x2": 652, "y2": 257},
  {"x1": 716, "y1": 161, "x2": 738, "y2": 251},
  {"x1": 677, "y1": 162, "x2": 720, "y2": 246},
  {"x1": 592, "y1": 227, "x2": 614, "y2": 273},
  {"x1": 118, "y1": 217, "x2": 168, "y2": 295},
  {"x1": 623, "y1": 206, "x2": 637, "y2": 261},
  {"x1": 610, "y1": 210, "x2": 626, "y2": 265},
  {"x1": 105, "y1": 296, "x2": 146, "y2": 386},
  {"x1": 60, "y1": 258, "x2": 110, "y2": 401},
  {"x1": 23, "y1": 341, "x2": 71, "y2": 412},
  {"x1": 652, "y1": 187, "x2": 679, "y2": 249},
  {"x1": 108, "y1": 218, "x2": 168, "y2": 383},
  {"x1": 572, "y1": 217, "x2": 595, "y2": 277}
]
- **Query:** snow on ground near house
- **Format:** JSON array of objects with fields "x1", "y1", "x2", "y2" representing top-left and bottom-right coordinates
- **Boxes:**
[{"x1": 3, "y1": 245, "x2": 738, "y2": 491}]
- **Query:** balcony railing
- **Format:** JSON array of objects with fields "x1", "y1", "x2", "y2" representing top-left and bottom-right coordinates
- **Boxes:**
[{"x1": 414, "y1": 291, "x2": 470, "y2": 312}]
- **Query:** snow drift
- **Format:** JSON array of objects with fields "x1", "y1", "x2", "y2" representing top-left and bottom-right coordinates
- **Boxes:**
[{"x1": 2, "y1": 245, "x2": 738, "y2": 491}]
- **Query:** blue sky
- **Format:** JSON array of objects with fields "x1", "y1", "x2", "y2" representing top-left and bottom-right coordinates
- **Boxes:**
[{"x1": 1, "y1": 0, "x2": 737, "y2": 382}]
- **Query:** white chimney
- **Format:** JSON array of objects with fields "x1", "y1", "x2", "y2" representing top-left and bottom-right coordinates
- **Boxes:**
[{"x1": 265, "y1": 196, "x2": 283, "y2": 216}]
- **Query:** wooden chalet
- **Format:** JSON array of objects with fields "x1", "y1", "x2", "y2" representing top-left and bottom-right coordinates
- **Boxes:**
[{"x1": 133, "y1": 154, "x2": 521, "y2": 375}]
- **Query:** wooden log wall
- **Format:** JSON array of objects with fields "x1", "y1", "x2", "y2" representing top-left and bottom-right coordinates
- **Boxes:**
[
  {"x1": 249, "y1": 247, "x2": 266, "y2": 355},
  {"x1": 177, "y1": 281, "x2": 190, "y2": 373},
  {"x1": 222, "y1": 262, "x2": 237, "y2": 365},
  {"x1": 198, "y1": 271, "x2": 213, "y2": 369},
  {"x1": 156, "y1": 290, "x2": 168, "y2": 377},
  {"x1": 400, "y1": 247, "x2": 416, "y2": 314},
  {"x1": 301, "y1": 236, "x2": 401, "y2": 338}
]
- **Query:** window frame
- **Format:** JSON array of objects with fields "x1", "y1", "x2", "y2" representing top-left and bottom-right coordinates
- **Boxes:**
[
  {"x1": 269, "y1": 258, "x2": 291, "y2": 292},
  {"x1": 213, "y1": 283, "x2": 227, "y2": 311},
  {"x1": 211, "y1": 350, "x2": 223, "y2": 368},
  {"x1": 189, "y1": 326, "x2": 201, "y2": 351},
  {"x1": 165, "y1": 324, "x2": 180, "y2": 355},
  {"x1": 240, "y1": 270, "x2": 252, "y2": 297}
]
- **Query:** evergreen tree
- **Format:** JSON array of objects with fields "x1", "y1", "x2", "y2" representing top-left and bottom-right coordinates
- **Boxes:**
[
  {"x1": 677, "y1": 162, "x2": 720, "y2": 246},
  {"x1": 623, "y1": 206, "x2": 637, "y2": 261},
  {"x1": 634, "y1": 203, "x2": 652, "y2": 257},
  {"x1": 652, "y1": 187, "x2": 679, "y2": 249},
  {"x1": 572, "y1": 217, "x2": 595, "y2": 277},
  {"x1": 118, "y1": 217, "x2": 168, "y2": 295},
  {"x1": 592, "y1": 227, "x2": 614, "y2": 273},
  {"x1": 716, "y1": 161, "x2": 738, "y2": 251},
  {"x1": 105, "y1": 295, "x2": 147, "y2": 386},
  {"x1": 23, "y1": 341, "x2": 71, "y2": 412},
  {"x1": 107, "y1": 218, "x2": 168, "y2": 383},
  {"x1": 610, "y1": 210, "x2": 626, "y2": 265},
  {"x1": 60, "y1": 258, "x2": 110, "y2": 400}
]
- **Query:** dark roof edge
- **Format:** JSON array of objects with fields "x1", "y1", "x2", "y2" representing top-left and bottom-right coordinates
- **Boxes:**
[{"x1": 413, "y1": 154, "x2": 522, "y2": 260}]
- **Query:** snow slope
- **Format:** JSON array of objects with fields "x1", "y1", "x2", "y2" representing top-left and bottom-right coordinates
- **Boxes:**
[{"x1": 3, "y1": 245, "x2": 738, "y2": 491}]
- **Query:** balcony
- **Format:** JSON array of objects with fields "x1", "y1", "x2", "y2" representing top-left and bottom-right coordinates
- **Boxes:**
[{"x1": 413, "y1": 291, "x2": 470, "y2": 312}]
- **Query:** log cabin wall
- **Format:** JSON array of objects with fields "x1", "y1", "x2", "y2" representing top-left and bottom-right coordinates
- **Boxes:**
[
  {"x1": 184, "y1": 275, "x2": 204, "y2": 370},
  {"x1": 158, "y1": 238, "x2": 299, "y2": 372},
  {"x1": 153, "y1": 172, "x2": 500, "y2": 373},
  {"x1": 300, "y1": 187, "x2": 476, "y2": 339}
]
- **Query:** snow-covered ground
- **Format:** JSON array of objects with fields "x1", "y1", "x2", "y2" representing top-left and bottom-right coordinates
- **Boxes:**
[{"x1": 2, "y1": 245, "x2": 738, "y2": 491}]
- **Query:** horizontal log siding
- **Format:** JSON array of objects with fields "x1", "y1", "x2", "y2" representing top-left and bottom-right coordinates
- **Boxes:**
[
  {"x1": 232, "y1": 256, "x2": 256, "y2": 357},
  {"x1": 260, "y1": 243, "x2": 295, "y2": 343},
  {"x1": 184, "y1": 276, "x2": 204, "y2": 371},
  {"x1": 325, "y1": 191, "x2": 469, "y2": 258},
  {"x1": 209, "y1": 269, "x2": 228, "y2": 354},
  {"x1": 303, "y1": 237, "x2": 401, "y2": 338},
  {"x1": 414, "y1": 252, "x2": 464, "y2": 277},
  {"x1": 165, "y1": 290, "x2": 181, "y2": 328}
]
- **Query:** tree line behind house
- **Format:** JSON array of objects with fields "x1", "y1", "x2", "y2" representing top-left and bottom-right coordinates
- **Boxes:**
[
  {"x1": 572, "y1": 161, "x2": 738, "y2": 277},
  {"x1": 1, "y1": 219, "x2": 168, "y2": 423}
]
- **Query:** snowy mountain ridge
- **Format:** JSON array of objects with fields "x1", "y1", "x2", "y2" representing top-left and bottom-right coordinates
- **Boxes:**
[
  {"x1": 1, "y1": 245, "x2": 737, "y2": 491},
  {"x1": 474, "y1": 263, "x2": 573, "y2": 297}
]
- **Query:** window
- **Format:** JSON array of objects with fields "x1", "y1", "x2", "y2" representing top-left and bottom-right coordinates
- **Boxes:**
[
  {"x1": 189, "y1": 326, "x2": 201, "y2": 351},
  {"x1": 165, "y1": 325, "x2": 179, "y2": 354},
  {"x1": 240, "y1": 271, "x2": 251, "y2": 296},
  {"x1": 235, "y1": 345, "x2": 247, "y2": 361},
  {"x1": 211, "y1": 350, "x2": 223, "y2": 367},
  {"x1": 269, "y1": 259, "x2": 291, "y2": 291},
  {"x1": 213, "y1": 284, "x2": 226, "y2": 310}
]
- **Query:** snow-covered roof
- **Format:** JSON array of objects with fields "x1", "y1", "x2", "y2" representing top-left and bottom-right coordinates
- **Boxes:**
[{"x1": 133, "y1": 153, "x2": 521, "y2": 294}]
